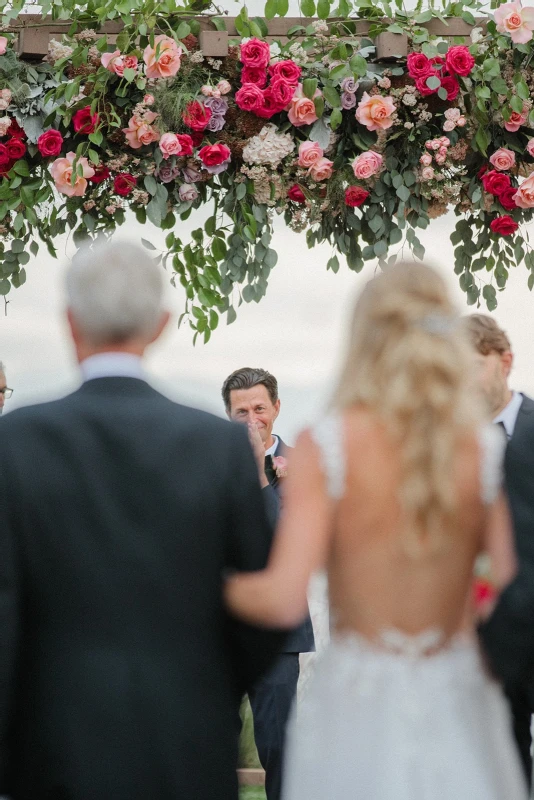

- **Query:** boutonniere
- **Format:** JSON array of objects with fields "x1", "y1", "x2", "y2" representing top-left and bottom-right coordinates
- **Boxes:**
[{"x1": 272, "y1": 455, "x2": 288, "y2": 479}]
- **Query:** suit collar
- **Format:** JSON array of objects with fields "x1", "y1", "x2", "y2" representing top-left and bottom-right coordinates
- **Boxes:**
[{"x1": 76, "y1": 376, "x2": 156, "y2": 397}]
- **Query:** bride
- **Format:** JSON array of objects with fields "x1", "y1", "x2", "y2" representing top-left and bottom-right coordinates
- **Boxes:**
[{"x1": 225, "y1": 262, "x2": 527, "y2": 799}]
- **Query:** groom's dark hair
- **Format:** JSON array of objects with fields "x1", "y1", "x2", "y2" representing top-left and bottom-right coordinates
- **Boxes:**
[{"x1": 222, "y1": 367, "x2": 278, "y2": 412}]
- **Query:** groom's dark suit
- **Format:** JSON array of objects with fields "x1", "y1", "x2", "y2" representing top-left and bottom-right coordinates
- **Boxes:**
[
  {"x1": 480, "y1": 393, "x2": 534, "y2": 783},
  {"x1": 248, "y1": 436, "x2": 315, "y2": 800},
  {"x1": 0, "y1": 377, "x2": 285, "y2": 800}
]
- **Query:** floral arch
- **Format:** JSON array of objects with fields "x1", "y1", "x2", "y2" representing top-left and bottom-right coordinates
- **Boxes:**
[{"x1": 0, "y1": 0, "x2": 533, "y2": 339}]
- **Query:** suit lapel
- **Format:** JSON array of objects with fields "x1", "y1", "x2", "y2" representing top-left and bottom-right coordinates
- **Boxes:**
[
  {"x1": 269, "y1": 436, "x2": 287, "y2": 491},
  {"x1": 511, "y1": 394, "x2": 534, "y2": 442}
]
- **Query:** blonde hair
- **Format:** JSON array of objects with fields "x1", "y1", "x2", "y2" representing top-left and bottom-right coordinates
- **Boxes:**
[
  {"x1": 334, "y1": 261, "x2": 481, "y2": 556},
  {"x1": 463, "y1": 313, "x2": 511, "y2": 356}
]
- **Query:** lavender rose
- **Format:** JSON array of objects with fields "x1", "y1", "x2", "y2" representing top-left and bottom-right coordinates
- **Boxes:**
[
  {"x1": 341, "y1": 76, "x2": 358, "y2": 94},
  {"x1": 155, "y1": 164, "x2": 181, "y2": 183},
  {"x1": 203, "y1": 96, "x2": 229, "y2": 115},
  {"x1": 202, "y1": 157, "x2": 231, "y2": 175},
  {"x1": 182, "y1": 166, "x2": 202, "y2": 183},
  {"x1": 207, "y1": 114, "x2": 226, "y2": 132},
  {"x1": 341, "y1": 91, "x2": 357, "y2": 109},
  {"x1": 179, "y1": 183, "x2": 199, "y2": 202}
]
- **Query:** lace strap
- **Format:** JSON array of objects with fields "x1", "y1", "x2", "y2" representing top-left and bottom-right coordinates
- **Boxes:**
[
  {"x1": 479, "y1": 424, "x2": 506, "y2": 505},
  {"x1": 310, "y1": 413, "x2": 345, "y2": 500}
]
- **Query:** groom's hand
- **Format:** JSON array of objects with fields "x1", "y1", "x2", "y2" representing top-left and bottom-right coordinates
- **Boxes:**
[{"x1": 248, "y1": 422, "x2": 269, "y2": 489}]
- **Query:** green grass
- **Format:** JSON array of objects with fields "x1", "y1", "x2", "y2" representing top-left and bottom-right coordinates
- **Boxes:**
[{"x1": 239, "y1": 788, "x2": 266, "y2": 800}]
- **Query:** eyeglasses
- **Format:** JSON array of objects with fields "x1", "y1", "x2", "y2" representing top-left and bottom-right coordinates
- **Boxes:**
[{"x1": 0, "y1": 388, "x2": 13, "y2": 398}]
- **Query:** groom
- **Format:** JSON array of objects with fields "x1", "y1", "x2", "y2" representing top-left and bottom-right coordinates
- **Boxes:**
[
  {"x1": 0, "y1": 242, "x2": 285, "y2": 800},
  {"x1": 223, "y1": 367, "x2": 315, "y2": 800}
]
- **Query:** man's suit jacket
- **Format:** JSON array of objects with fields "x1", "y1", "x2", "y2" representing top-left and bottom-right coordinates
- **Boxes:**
[
  {"x1": 262, "y1": 436, "x2": 316, "y2": 655},
  {"x1": 0, "y1": 377, "x2": 286, "y2": 800},
  {"x1": 480, "y1": 393, "x2": 534, "y2": 690}
]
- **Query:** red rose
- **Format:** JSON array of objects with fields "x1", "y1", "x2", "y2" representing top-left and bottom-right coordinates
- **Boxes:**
[
  {"x1": 198, "y1": 142, "x2": 231, "y2": 167},
  {"x1": 241, "y1": 66, "x2": 267, "y2": 87},
  {"x1": 482, "y1": 169, "x2": 511, "y2": 196},
  {"x1": 114, "y1": 172, "x2": 137, "y2": 196},
  {"x1": 478, "y1": 164, "x2": 488, "y2": 179},
  {"x1": 440, "y1": 76, "x2": 459, "y2": 101},
  {"x1": 190, "y1": 130, "x2": 204, "y2": 147},
  {"x1": 6, "y1": 137, "x2": 26, "y2": 160},
  {"x1": 406, "y1": 52, "x2": 433, "y2": 79},
  {"x1": 72, "y1": 105, "x2": 100, "y2": 135},
  {"x1": 176, "y1": 133, "x2": 194, "y2": 156},
  {"x1": 37, "y1": 128, "x2": 63, "y2": 157},
  {"x1": 182, "y1": 100, "x2": 212, "y2": 131},
  {"x1": 415, "y1": 74, "x2": 438, "y2": 96},
  {"x1": 499, "y1": 186, "x2": 518, "y2": 211},
  {"x1": 240, "y1": 37, "x2": 270, "y2": 69},
  {"x1": 269, "y1": 77, "x2": 294, "y2": 109},
  {"x1": 269, "y1": 59, "x2": 301, "y2": 85},
  {"x1": 235, "y1": 83, "x2": 265, "y2": 114},
  {"x1": 490, "y1": 215, "x2": 518, "y2": 236},
  {"x1": 255, "y1": 87, "x2": 279, "y2": 119},
  {"x1": 0, "y1": 160, "x2": 13, "y2": 176},
  {"x1": 0, "y1": 143, "x2": 10, "y2": 167},
  {"x1": 7, "y1": 119, "x2": 26, "y2": 140},
  {"x1": 88, "y1": 164, "x2": 111, "y2": 184},
  {"x1": 287, "y1": 184, "x2": 305, "y2": 203},
  {"x1": 445, "y1": 45, "x2": 475, "y2": 77},
  {"x1": 473, "y1": 577, "x2": 496, "y2": 609},
  {"x1": 345, "y1": 186, "x2": 369, "y2": 207}
]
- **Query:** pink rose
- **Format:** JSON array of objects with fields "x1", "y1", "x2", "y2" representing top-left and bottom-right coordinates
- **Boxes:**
[
  {"x1": 457, "y1": 116, "x2": 466, "y2": 127},
  {"x1": 309, "y1": 156, "x2": 333, "y2": 181},
  {"x1": 49, "y1": 151, "x2": 94, "y2": 196},
  {"x1": 270, "y1": 77, "x2": 294, "y2": 109},
  {"x1": 445, "y1": 45, "x2": 475, "y2": 76},
  {"x1": 240, "y1": 38, "x2": 270, "y2": 68},
  {"x1": 352, "y1": 150, "x2": 383, "y2": 180},
  {"x1": 0, "y1": 37, "x2": 8, "y2": 56},
  {"x1": 143, "y1": 94, "x2": 155, "y2": 105},
  {"x1": 505, "y1": 105, "x2": 529, "y2": 132},
  {"x1": 287, "y1": 84, "x2": 321, "y2": 127},
  {"x1": 495, "y1": 2, "x2": 534, "y2": 43},
  {"x1": 123, "y1": 113, "x2": 160, "y2": 149},
  {"x1": 159, "y1": 132, "x2": 183, "y2": 159},
  {"x1": 143, "y1": 35, "x2": 182, "y2": 79},
  {"x1": 269, "y1": 60, "x2": 301, "y2": 85},
  {"x1": 435, "y1": 154, "x2": 446, "y2": 165},
  {"x1": 527, "y1": 139, "x2": 534, "y2": 157},
  {"x1": 443, "y1": 119, "x2": 456, "y2": 132},
  {"x1": 406, "y1": 52, "x2": 433, "y2": 79},
  {"x1": 272, "y1": 455, "x2": 288, "y2": 478},
  {"x1": 298, "y1": 140, "x2": 323, "y2": 168},
  {"x1": 217, "y1": 80, "x2": 232, "y2": 95},
  {"x1": 421, "y1": 166, "x2": 435, "y2": 181},
  {"x1": 235, "y1": 83, "x2": 265, "y2": 114},
  {"x1": 513, "y1": 174, "x2": 534, "y2": 207},
  {"x1": 241, "y1": 66, "x2": 267, "y2": 87},
  {"x1": 489, "y1": 147, "x2": 516, "y2": 171},
  {"x1": 355, "y1": 92, "x2": 396, "y2": 131},
  {"x1": 101, "y1": 49, "x2": 123, "y2": 74},
  {"x1": 201, "y1": 85, "x2": 213, "y2": 96},
  {"x1": 420, "y1": 152, "x2": 432, "y2": 166}
]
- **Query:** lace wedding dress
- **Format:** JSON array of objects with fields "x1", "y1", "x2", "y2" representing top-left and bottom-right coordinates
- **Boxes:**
[{"x1": 283, "y1": 418, "x2": 527, "y2": 800}]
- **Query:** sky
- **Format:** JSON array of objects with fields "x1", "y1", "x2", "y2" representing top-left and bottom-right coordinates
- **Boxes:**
[{"x1": 3, "y1": 1, "x2": 534, "y2": 441}]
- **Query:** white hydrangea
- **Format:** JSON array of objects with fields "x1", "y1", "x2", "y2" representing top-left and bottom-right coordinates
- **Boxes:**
[
  {"x1": 189, "y1": 50, "x2": 204, "y2": 63},
  {"x1": 470, "y1": 26, "x2": 484, "y2": 43},
  {"x1": 402, "y1": 93, "x2": 417, "y2": 107},
  {"x1": 47, "y1": 39, "x2": 74, "y2": 62},
  {"x1": 242, "y1": 124, "x2": 295, "y2": 167}
]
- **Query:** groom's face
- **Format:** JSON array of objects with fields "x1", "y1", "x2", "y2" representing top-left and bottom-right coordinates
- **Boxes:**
[
  {"x1": 227, "y1": 385, "x2": 280, "y2": 446},
  {"x1": 474, "y1": 350, "x2": 512, "y2": 416}
]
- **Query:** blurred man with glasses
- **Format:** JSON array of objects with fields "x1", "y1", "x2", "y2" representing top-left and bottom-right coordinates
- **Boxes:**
[{"x1": 0, "y1": 362, "x2": 12, "y2": 415}]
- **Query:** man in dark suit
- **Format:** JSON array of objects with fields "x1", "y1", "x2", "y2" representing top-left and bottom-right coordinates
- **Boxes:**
[
  {"x1": 0, "y1": 242, "x2": 285, "y2": 800},
  {"x1": 465, "y1": 314, "x2": 534, "y2": 786},
  {"x1": 222, "y1": 367, "x2": 315, "y2": 800}
]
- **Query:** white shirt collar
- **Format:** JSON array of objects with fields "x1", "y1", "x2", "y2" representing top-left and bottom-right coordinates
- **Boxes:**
[
  {"x1": 493, "y1": 391, "x2": 523, "y2": 439},
  {"x1": 80, "y1": 353, "x2": 146, "y2": 383},
  {"x1": 265, "y1": 435, "x2": 279, "y2": 457}
]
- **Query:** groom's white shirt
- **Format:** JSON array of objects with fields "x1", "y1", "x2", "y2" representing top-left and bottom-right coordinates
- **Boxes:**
[
  {"x1": 80, "y1": 353, "x2": 146, "y2": 382},
  {"x1": 493, "y1": 390, "x2": 523, "y2": 439}
]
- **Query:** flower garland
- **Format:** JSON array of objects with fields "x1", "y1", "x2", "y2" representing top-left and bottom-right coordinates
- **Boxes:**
[{"x1": 1, "y1": 4, "x2": 534, "y2": 335}]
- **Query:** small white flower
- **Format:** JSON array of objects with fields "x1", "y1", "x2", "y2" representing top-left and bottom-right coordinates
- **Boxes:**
[
  {"x1": 402, "y1": 93, "x2": 417, "y2": 107},
  {"x1": 269, "y1": 42, "x2": 281, "y2": 58},
  {"x1": 470, "y1": 26, "x2": 484, "y2": 43},
  {"x1": 242, "y1": 123, "x2": 295, "y2": 167}
]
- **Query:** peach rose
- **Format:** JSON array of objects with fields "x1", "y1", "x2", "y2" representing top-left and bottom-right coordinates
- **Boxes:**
[
  {"x1": 489, "y1": 147, "x2": 516, "y2": 171},
  {"x1": 504, "y1": 106, "x2": 529, "y2": 132},
  {"x1": 143, "y1": 35, "x2": 182, "y2": 79},
  {"x1": 309, "y1": 156, "x2": 334, "y2": 181},
  {"x1": 287, "y1": 84, "x2": 321, "y2": 127},
  {"x1": 355, "y1": 92, "x2": 396, "y2": 131},
  {"x1": 123, "y1": 112, "x2": 160, "y2": 149},
  {"x1": 298, "y1": 140, "x2": 323, "y2": 168},
  {"x1": 143, "y1": 94, "x2": 155, "y2": 105},
  {"x1": 495, "y1": 2, "x2": 534, "y2": 44},
  {"x1": 513, "y1": 174, "x2": 534, "y2": 207},
  {"x1": 159, "y1": 132, "x2": 182, "y2": 159},
  {"x1": 0, "y1": 37, "x2": 8, "y2": 56},
  {"x1": 217, "y1": 80, "x2": 232, "y2": 95},
  {"x1": 421, "y1": 166, "x2": 435, "y2": 181},
  {"x1": 50, "y1": 151, "x2": 95, "y2": 197},
  {"x1": 352, "y1": 150, "x2": 383, "y2": 180},
  {"x1": 101, "y1": 49, "x2": 123, "y2": 74}
]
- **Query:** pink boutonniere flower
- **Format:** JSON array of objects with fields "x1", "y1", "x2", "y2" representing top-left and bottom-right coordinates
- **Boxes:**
[{"x1": 272, "y1": 455, "x2": 288, "y2": 478}]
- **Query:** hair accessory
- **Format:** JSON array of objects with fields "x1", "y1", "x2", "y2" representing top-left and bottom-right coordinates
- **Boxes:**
[{"x1": 415, "y1": 314, "x2": 457, "y2": 336}]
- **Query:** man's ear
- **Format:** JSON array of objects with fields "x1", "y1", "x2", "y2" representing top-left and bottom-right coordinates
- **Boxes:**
[
  {"x1": 501, "y1": 350, "x2": 513, "y2": 380},
  {"x1": 273, "y1": 399, "x2": 281, "y2": 420}
]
